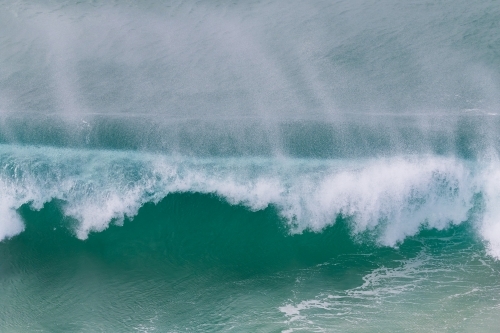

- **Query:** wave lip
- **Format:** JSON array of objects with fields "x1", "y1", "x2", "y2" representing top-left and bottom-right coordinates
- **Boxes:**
[{"x1": 2, "y1": 144, "x2": 496, "y2": 256}]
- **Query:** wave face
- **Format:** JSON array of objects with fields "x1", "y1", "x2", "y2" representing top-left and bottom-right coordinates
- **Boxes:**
[
  {"x1": 0, "y1": 144, "x2": 497, "y2": 252},
  {"x1": 2, "y1": 0, "x2": 500, "y2": 332}
]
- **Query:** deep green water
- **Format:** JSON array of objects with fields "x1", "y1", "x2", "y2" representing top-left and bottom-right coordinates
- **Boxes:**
[
  {"x1": 2, "y1": 194, "x2": 500, "y2": 332},
  {"x1": 2, "y1": 0, "x2": 500, "y2": 332}
]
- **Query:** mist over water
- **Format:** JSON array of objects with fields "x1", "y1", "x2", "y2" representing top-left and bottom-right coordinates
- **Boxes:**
[
  {"x1": 2, "y1": 0, "x2": 500, "y2": 332},
  {"x1": 1, "y1": 0, "x2": 500, "y2": 156}
]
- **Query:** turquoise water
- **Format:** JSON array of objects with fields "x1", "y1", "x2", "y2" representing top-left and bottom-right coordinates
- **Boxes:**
[{"x1": 2, "y1": 0, "x2": 500, "y2": 332}]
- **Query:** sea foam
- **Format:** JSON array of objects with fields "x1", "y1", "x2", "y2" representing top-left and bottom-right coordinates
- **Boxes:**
[{"x1": 0, "y1": 144, "x2": 497, "y2": 256}]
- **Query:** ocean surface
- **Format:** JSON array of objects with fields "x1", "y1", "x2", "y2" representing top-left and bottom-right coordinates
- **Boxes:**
[{"x1": 1, "y1": 0, "x2": 500, "y2": 332}]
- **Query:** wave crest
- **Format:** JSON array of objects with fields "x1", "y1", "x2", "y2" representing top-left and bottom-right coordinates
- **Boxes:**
[{"x1": 1, "y1": 144, "x2": 499, "y2": 257}]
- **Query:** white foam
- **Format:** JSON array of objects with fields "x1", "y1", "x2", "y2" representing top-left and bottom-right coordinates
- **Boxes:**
[
  {"x1": 279, "y1": 299, "x2": 332, "y2": 322},
  {"x1": 2, "y1": 144, "x2": 500, "y2": 258},
  {"x1": 0, "y1": 188, "x2": 25, "y2": 241},
  {"x1": 476, "y1": 158, "x2": 500, "y2": 258}
]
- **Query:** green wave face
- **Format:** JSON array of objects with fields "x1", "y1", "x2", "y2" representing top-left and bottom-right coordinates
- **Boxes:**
[{"x1": 2, "y1": 193, "x2": 497, "y2": 332}]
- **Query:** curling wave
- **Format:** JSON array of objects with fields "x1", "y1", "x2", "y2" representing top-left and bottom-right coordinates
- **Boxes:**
[{"x1": 3, "y1": 144, "x2": 500, "y2": 258}]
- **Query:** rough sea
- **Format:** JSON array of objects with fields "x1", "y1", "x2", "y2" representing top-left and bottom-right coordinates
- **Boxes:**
[{"x1": 1, "y1": 0, "x2": 500, "y2": 332}]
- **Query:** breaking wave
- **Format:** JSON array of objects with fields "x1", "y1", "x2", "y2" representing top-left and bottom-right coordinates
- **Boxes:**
[{"x1": 2, "y1": 143, "x2": 500, "y2": 258}]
